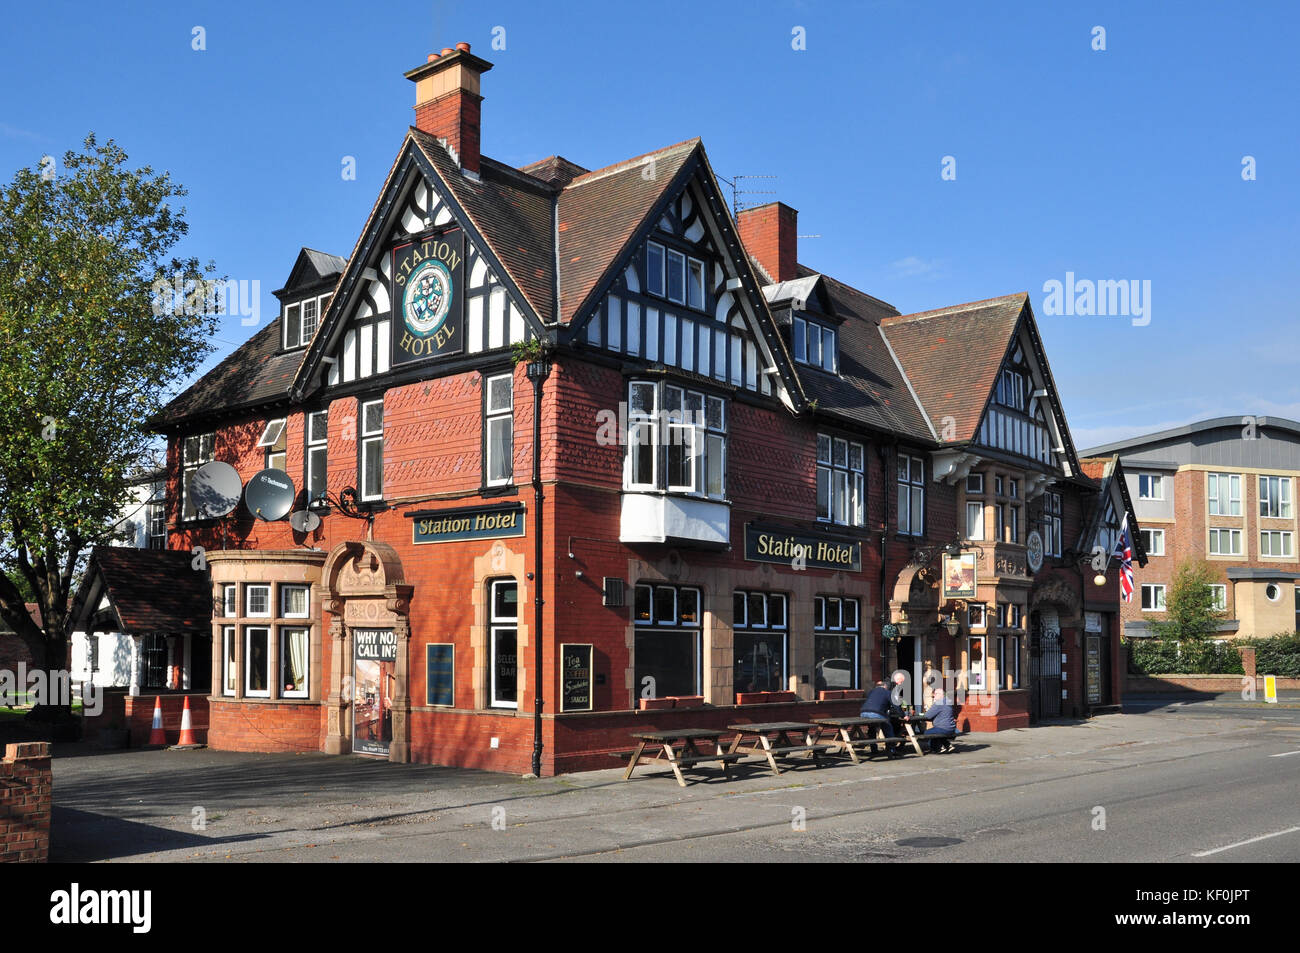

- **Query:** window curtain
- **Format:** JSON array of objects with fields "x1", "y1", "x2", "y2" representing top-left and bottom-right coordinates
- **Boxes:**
[{"x1": 289, "y1": 629, "x2": 308, "y2": 693}]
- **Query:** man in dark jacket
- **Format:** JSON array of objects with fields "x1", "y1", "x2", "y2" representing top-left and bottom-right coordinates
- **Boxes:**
[
  {"x1": 910, "y1": 688, "x2": 958, "y2": 753},
  {"x1": 861, "y1": 672, "x2": 906, "y2": 755}
]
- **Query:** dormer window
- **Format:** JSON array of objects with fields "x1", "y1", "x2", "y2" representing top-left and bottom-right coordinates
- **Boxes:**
[
  {"x1": 283, "y1": 294, "x2": 331, "y2": 350},
  {"x1": 646, "y1": 241, "x2": 706, "y2": 312},
  {"x1": 792, "y1": 316, "x2": 837, "y2": 374}
]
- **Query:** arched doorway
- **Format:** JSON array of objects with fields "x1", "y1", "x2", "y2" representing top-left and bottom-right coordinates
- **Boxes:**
[{"x1": 321, "y1": 540, "x2": 413, "y2": 761}]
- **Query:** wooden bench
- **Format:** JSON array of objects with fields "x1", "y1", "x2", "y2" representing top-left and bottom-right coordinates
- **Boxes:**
[{"x1": 622, "y1": 729, "x2": 741, "y2": 786}]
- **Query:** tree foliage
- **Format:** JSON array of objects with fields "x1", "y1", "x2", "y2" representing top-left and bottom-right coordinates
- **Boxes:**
[
  {"x1": 1152, "y1": 560, "x2": 1225, "y2": 643},
  {"x1": 0, "y1": 134, "x2": 218, "y2": 691}
]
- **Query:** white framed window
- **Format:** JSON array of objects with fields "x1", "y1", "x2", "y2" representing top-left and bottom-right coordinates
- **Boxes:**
[
  {"x1": 1139, "y1": 473, "x2": 1164, "y2": 501},
  {"x1": 1141, "y1": 584, "x2": 1166, "y2": 611},
  {"x1": 1209, "y1": 528, "x2": 1243, "y2": 556},
  {"x1": 968, "y1": 603, "x2": 987, "y2": 630},
  {"x1": 222, "y1": 626, "x2": 237, "y2": 697},
  {"x1": 1259, "y1": 476, "x2": 1292, "y2": 519},
  {"x1": 147, "y1": 501, "x2": 166, "y2": 549},
  {"x1": 816, "y1": 434, "x2": 865, "y2": 527},
  {"x1": 283, "y1": 294, "x2": 329, "y2": 350},
  {"x1": 733, "y1": 591, "x2": 789, "y2": 694},
  {"x1": 489, "y1": 579, "x2": 519, "y2": 709},
  {"x1": 485, "y1": 373, "x2": 514, "y2": 486},
  {"x1": 1207, "y1": 473, "x2": 1240, "y2": 516},
  {"x1": 221, "y1": 584, "x2": 237, "y2": 618},
  {"x1": 306, "y1": 410, "x2": 328, "y2": 506},
  {"x1": 1010, "y1": 605, "x2": 1023, "y2": 628},
  {"x1": 280, "y1": 626, "x2": 309, "y2": 698},
  {"x1": 966, "y1": 473, "x2": 984, "y2": 494},
  {"x1": 687, "y1": 258, "x2": 705, "y2": 310},
  {"x1": 967, "y1": 635, "x2": 987, "y2": 691},
  {"x1": 813, "y1": 595, "x2": 859, "y2": 692},
  {"x1": 1260, "y1": 530, "x2": 1293, "y2": 558},
  {"x1": 1265, "y1": 582, "x2": 1283, "y2": 602},
  {"x1": 181, "y1": 431, "x2": 215, "y2": 521},
  {"x1": 995, "y1": 475, "x2": 1004, "y2": 496},
  {"x1": 1044, "y1": 491, "x2": 1062, "y2": 557},
  {"x1": 897, "y1": 454, "x2": 925, "y2": 536},
  {"x1": 280, "y1": 584, "x2": 310, "y2": 619},
  {"x1": 258, "y1": 418, "x2": 287, "y2": 471},
  {"x1": 1007, "y1": 505, "x2": 1020, "y2": 544},
  {"x1": 244, "y1": 626, "x2": 271, "y2": 697},
  {"x1": 666, "y1": 248, "x2": 686, "y2": 304},
  {"x1": 1008, "y1": 479, "x2": 1019, "y2": 499},
  {"x1": 625, "y1": 381, "x2": 725, "y2": 500},
  {"x1": 792, "y1": 317, "x2": 837, "y2": 374},
  {"x1": 633, "y1": 583, "x2": 702, "y2": 698},
  {"x1": 966, "y1": 501, "x2": 985, "y2": 540},
  {"x1": 245, "y1": 584, "x2": 271, "y2": 618},
  {"x1": 360, "y1": 399, "x2": 384, "y2": 501},
  {"x1": 646, "y1": 242, "x2": 665, "y2": 297},
  {"x1": 1209, "y1": 584, "x2": 1227, "y2": 611},
  {"x1": 1140, "y1": 528, "x2": 1165, "y2": 556}
]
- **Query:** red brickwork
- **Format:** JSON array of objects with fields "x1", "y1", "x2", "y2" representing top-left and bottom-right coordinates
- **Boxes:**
[
  {"x1": 735, "y1": 203, "x2": 798, "y2": 282},
  {"x1": 414, "y1": 91, "x2": 483, "y2": 174},
  {"x1": 0, "y1": 742, "x2": 51, "y2": 863}
]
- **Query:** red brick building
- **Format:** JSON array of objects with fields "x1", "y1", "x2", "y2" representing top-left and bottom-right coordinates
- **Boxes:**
[{"x1": 138, "y1": 45, "x2": 1138, "y2": 773}]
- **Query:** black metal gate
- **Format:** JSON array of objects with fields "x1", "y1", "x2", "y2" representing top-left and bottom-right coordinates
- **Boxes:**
[{"x1": 1030, "y1": 611, "x2": 1062, "y2": 720}]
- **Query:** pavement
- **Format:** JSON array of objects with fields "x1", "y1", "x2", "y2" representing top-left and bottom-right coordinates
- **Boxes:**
[{"x1": 49, "y1": 698, "x2": 1300, "y2": 862}]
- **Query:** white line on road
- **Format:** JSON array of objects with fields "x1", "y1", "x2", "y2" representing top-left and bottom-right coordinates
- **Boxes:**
[
  {"x1": 1192, "y1": 825, "x2": 1300, "y2": 857},
  {"x1": 1268, "y1": 750, "x2": 1300, "y2": 758}
]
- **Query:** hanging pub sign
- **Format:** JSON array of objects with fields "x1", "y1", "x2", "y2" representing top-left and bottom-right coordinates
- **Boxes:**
[
  {"x1": 942, "y1": 552, "x2": 978, "y2": 599},
  {"x1": 560, "y1": 644, "x2": 594, "y2": 712},
  {"x1": 391, "y1": 228, "x2": 465, "y2": 367},
  {"x1": 744, "y1": 523, "x2": 861, "y2": 572}
]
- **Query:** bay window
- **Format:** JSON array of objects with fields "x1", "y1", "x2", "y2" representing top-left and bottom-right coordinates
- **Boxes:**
[
  {"x1": 966, "y1": 501, "x2": 985, "y2": 540},
  {"x1": 245, "y1": 626, "x2": 270, "y2": 697},
  {"x1": 625, "y1": 381, "x2": 725, "y2": 500},
  {"x1": 280, "y1": 627, "x2": 309, "y2": 698}
]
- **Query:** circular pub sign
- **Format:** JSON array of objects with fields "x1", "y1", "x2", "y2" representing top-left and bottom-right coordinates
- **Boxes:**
[
  {"x1": 403, "y1": 259, "x2": 453, "y2": 337},
  {"x1": 1026, "y1": 530, "x2": 1045, "y2": 573}
]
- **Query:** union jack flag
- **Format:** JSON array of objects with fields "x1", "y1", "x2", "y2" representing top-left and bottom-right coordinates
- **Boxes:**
[{"x1": 1113, "y1": 515, "x2": 1134, "y2": 603}]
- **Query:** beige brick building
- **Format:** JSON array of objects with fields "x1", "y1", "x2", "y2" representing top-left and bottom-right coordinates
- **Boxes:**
[{"x1": 1084, "y1": 416, "x2": 1300, "y2": 640}]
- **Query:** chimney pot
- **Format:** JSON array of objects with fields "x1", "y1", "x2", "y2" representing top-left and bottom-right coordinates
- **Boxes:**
[
  {"x1": 427, "y1": 53, "x2": 438, "y2": 61},
  {"x1": 406, "y1": 48, "x2": 493, "y2": 175},
  {"x1": 456, "y1": 42, "x2": 471, "y2": 52},
  {"x1": 441, "y1": 47, "x2": 454, "y2": 56}
]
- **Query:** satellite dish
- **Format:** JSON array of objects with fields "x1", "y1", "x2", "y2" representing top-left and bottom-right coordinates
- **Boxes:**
[
  {"x1": 245, "y1": 469, "x2": 296, "y2": 521},
  {"x1": 289, "y1": 510, "x2": 321, "y2": 533},
  {"x1": 191, "y1": 462, "x2": 242, "y2": 519}
]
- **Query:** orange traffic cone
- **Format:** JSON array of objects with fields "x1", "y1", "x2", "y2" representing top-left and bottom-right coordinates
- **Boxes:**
[
  {"x1": 147, "y1": 696, "x2": 166, "y2": 746},
  {"x1": 171, "y1": 695, "x2": 204, "y2": 749}
]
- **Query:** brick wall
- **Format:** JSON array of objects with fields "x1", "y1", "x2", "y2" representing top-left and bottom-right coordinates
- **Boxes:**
[
  {"x1": 0, "y1": 742, "x2": 51, "y2": 863},
  {"x1": 208, "y1": 699, "x2": 321, "y2": 753}
]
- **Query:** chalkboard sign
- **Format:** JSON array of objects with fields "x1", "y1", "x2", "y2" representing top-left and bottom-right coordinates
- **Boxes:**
[
  {"x1": 560, "y1": 643, "x2": 593, "y2": 712},
  {"x1": 1085, "y1": 636, "x2": 1101, "y2": 705},
  {"x1": 426, "y1": 644, "x2": 454, "y2": 708}
]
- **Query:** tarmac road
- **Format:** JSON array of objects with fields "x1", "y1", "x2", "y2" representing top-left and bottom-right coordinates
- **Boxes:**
[{"x1": 50, "y1": 700, "x2": 1300, "y2": 863}]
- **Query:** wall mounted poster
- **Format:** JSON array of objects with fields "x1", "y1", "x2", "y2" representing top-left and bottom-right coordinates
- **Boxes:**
[
  {"x1": 942, "y1": 552, "x2": 978, "y2": 599},
  {"x1": 560, "y1": 643, "x2": 594, "y2": 712}
]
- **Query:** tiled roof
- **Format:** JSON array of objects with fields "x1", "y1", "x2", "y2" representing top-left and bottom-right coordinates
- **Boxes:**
[
  {"x1": 777, "y1": 268, "x2": 933, "y2": 439},
  {"x1": 302, "y1": 248, "x2": 346, "y2": 278},
  {"x1": 557, "y1": 138, "x2": 700, "y2": 323},
  {"x1": 91, "y1": 546, "x2": 212, "y2": 634},
  {"x1": 880, "y1": 293, "x2": 1027, "y2": 444},
  {"x1": 518, "y1": 155, "x2": 589, "y2": 188},
  {"x1": 155, "y1": 319, "x2": 296, "y2": 428},
  {"x1": 411, "y1": 128, "x2": 558, "y2": 322}
]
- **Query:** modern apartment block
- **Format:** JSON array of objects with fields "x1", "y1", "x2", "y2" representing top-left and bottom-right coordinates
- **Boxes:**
[{"x1": 1084, "y1": 416, "x2": 1300, "y2": 640}]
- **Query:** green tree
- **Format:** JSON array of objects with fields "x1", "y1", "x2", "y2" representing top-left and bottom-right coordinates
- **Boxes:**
[
  {"x1": 1153, "y1": 560, "x2": 1225, "y2": 643},
  {"x1": 0, "y1": 135, "x2": 219, "y2": 725}
]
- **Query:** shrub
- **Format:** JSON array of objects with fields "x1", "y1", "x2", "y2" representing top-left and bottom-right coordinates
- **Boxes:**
[
  {"x1": 1128, "y1": 640, "x2": 1245, "y2": 676},
  {"x1": 1242, "y1": 633, "x2": 1300, "y2": 679}
]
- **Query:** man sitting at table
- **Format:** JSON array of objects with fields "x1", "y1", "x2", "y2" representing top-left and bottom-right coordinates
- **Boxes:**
[
  {"x1": 860, "y1": 673, "x2": 906, "y2": 755},
  {"x1": 908, "y1": 688, "x2": 958, "y2": 753}
]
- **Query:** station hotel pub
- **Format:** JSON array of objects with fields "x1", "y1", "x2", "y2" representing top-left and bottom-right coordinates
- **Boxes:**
[{"x1": 79, "y1": 44, "x2": 1143, "y2": 774}]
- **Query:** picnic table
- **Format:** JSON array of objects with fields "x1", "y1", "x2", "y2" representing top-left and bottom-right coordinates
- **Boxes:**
[
  {"x1": 620, "y1": 729, "x2": 745, "y2": 787},
  {"x1": 808, "y1": 715, "x2": 910, "y2": 763},
  {"x1": 726, "y1": 721, "x2": 836, "y2": 776},
  {"x1": 894, "y1": 713, "x2": 936, "y2": 755}
]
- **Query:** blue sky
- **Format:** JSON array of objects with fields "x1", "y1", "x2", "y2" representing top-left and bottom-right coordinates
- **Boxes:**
[{"x1": 3, "y1": 1, "x2": 1296, "y2": 448}]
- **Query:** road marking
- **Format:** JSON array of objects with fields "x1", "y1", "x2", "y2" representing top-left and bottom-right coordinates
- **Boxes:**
[
  {"x1": 1268, "y1": 750, "x2": 1300, "y2": 758},
  {"x1": 1192, "y1": 825, "x2": 1300, "y2": 857}
]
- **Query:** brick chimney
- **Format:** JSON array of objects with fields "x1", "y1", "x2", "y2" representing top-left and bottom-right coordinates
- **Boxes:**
[
  {"x1": 404, "y1": 43, "x2": 493, "y2": 175},
  {"x1": 736, "y1": 202, "x2": 799, "y2": 283}
]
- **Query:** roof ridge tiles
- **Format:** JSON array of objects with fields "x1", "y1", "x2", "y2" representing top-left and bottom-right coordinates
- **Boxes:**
[
  {"x1": 882, "y1": 291, "x2": 1028, "y2": 324},
  {"x1": 563, "y1": 138, "x2": 702, "y2": 190}
]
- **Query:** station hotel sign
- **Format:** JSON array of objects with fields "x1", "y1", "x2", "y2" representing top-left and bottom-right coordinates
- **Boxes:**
[
  {"x1": 409, "y1": 502, "x2": 526, "y2": 545},
  {"x1": 744, "y1": 522, "x2": 861, "y2": 572}
]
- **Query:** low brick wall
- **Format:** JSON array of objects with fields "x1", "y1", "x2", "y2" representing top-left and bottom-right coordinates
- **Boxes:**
[
  {"x1": 1127, "y1": 674, "x2": 1300, "y2": 693},
  {"x1": 1, "y1": 742, "x2": 51, "y2": 863},
  {"x1": 83, "y1": 691, "x2": 211, "y2": 747},
  {"x1": 207, "y1": 699, "x2": 322, "y2": 753}
]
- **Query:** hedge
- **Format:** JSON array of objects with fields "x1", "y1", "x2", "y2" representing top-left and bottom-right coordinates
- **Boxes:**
[
  {"x1": 1241, "y1": 633, "x2": 1300, "y2": 679},
  {"x1": 1128, "y1": 640, "x2": 1245, "y2": 676}
]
